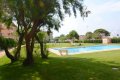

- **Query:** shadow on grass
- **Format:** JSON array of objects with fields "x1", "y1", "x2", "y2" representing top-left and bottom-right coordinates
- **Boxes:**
[{"x1": 0, "y1": 57, "x2": 120, "y2": 80}]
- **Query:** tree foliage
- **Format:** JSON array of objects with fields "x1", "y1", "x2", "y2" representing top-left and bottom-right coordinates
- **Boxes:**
[
  {"x1": 85, "y1": 32, "x2": 93, "y2": 39},
  {"x1": 93, "y1": 29, "x2": 110, "y2": 39},
  {"x1": 0, "y1": 36, "x2": 17, "y2": 62},
  {"x1": 59, "y1": 34, "x2": 66, "y2": 42},
  {"x1": 0, "y1": 37, "x2": 16, "y2": 49},
  {"x1": 36, "y1": 32, "x2": 48, "y2": 59},
  {"x1": 67, "y1": 30, "x2": 79, "y2": 39},
  {"x1": 0, "y1": 0, "x2": 89, "y2": 65}
]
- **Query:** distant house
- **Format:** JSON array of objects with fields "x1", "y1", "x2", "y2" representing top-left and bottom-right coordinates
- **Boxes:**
[
  {"x1": 102, "y1": 36, "x2": 111, "y2": 44},
  {"x1": 79, "y1": 35, "x2": 86, "y2": 40},
  {"x1": 0, "y1": 23, "x2": 17, "y2": 39}
]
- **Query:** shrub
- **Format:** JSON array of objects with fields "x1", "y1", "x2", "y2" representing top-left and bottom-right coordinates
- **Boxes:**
[
  {"x1": 82, "y1": 39, "x2": 102, "y2": 43},
  {"x1": 0, "y1": 36, "x2": 16, "y2": 49},
  {"x1": 74, "y1": 40, "x2": 79, "y2": 43},
  {"x1": 111, "y1": 38, "x2": 120, "y2": 43}
]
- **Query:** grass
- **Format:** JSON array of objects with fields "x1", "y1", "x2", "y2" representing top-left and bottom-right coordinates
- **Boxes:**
[{"x1": 0, "y1": 43, "x2": 120, "y2": 80}]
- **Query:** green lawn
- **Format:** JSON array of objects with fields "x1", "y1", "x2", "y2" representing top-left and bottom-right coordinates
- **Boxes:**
[{"x1": 0, "y1": 43, "x2": 120, "y2": 80}]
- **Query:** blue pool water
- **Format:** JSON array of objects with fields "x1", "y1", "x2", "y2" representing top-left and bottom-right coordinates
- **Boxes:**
[{"x1": 53, "y1": 45, "x2": 120, "y2": 54}]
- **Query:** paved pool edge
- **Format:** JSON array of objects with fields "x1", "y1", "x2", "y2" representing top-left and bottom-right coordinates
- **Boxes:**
[{"x1": 48, "y1": 48, "x2": 120, "y2": 56}]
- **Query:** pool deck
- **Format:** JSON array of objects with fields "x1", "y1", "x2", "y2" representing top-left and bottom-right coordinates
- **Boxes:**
[
  {"x1": 48, "y1": 48, "x2": 61, "y2": 56},
  {"x1": 48, "y1": 48, "x2": 120, "y2": 56}
]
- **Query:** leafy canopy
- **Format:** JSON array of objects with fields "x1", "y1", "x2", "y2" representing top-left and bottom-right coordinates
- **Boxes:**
[
  {"x1": 93, "y1": 29, "x2": 110, "y2": 39},
  {"x1": 0, "y1": 0, "x2": 89, "y2": 30},
  {"x1": 67, "y1": 30, "x2": 79, "y2": 39},
  {"x1": 85, "y1": 32, "x2": 93, "y2": 39}
]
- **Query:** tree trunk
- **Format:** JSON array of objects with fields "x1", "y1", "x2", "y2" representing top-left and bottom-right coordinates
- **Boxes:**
[
  {"x1": 31, "y1": 37, "x2": 35, "y2": 54},
  {"x1": 23, "y1": 20, "x2": 42, "y2": 66},
  {"x1": 4, "y1": 48, "x2": 16, "y2": 63},
  {"x1": 40, "y1": 42, "x2": 48, "y2": 59},
  {"x1": 1, "y1": 33, "x2": 24, "y2": 63},
  {"x1": 14, "y1": 33, "x2": 24, "y2": 60},
  {"x1": 35, "y1": 35, "x2": 48, "y2": 59},
  {"x1": 23, "y1": 37, "x2": 34, "y2": 66}
]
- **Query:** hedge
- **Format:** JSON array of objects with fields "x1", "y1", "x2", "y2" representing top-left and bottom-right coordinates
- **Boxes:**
[
  {"x1": 81, "y1": 39, "x2": 102, "y2": 43},
  {"x1": 111, "y1": 38, "x2": 120, "y2": 43},
  {"x1": 0, "y1": 36, "x2": 17, "y2": 49}
]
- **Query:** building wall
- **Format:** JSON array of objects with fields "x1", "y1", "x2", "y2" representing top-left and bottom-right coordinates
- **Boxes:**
[
  {"x1": 79, "y1": 35, "x2": 86, "y2": 40},
  {"x1": 102, "y1": 37, "x2": 111, "y2": 44},
  {"x1": 0, "y1": 23, "x2": 17, "y2": 39}
]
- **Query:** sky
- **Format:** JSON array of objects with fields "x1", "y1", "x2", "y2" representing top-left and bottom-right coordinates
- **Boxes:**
[{"x1": 53, "y1": 0, "x2": 120, "y2": 37}]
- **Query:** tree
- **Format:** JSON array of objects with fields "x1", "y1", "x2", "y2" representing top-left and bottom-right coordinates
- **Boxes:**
[
  {"x1": 0, "y1": 0, "x2": 89, "y2": 65},
  {"x1": 93, "y1": 29, "x2": 110, "y2": 39},
  {"x1": 67, "y1": 30, "x2": 79, "y2": 40},
  {"x1": 35, "y1": 31, "x2": 48, "y2": 59},
  {"x1": 59, "y1": 34, "x2": 66, "y2": 42},
  {"x1": 85, "y1": 32, "x2": 93, "y2": 39},
  {"x1": 54, "y1": 34, "x2": 67, "y2": 42},
  {"x1": 0, "y1": 37, "x2": 17, "y2": 63},
  {"x1": 54, "y1": 36, "x2": 59, "y2": 42},
  {"x1": 0, "y1": 23, "x2": 24, "y2": 63}
]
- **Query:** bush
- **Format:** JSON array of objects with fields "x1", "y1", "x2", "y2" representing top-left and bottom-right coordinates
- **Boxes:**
[
  {"x1": 82, "y1": 39, "x2": 102, "y2": 43},
  {"x1": 111, "y1": 38, "x2": 120, "y2": 43},
  {"x1": 74, "y1": 40, "x2": 79, "y2": 43},
  {"x1": 0, "y1": 36, "x2": 17, "y2": 49},
  {"x1": 79, "y1": 40, "x2": 84, "y2": 43},
  {"x1": 6, "y1": 38, "x2": 17, "y2": 47}
]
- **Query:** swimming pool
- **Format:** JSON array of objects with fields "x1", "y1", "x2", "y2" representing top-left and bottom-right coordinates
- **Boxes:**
[{"x1": 53, "y1": 45, "x2": 120, "y2": 55}]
